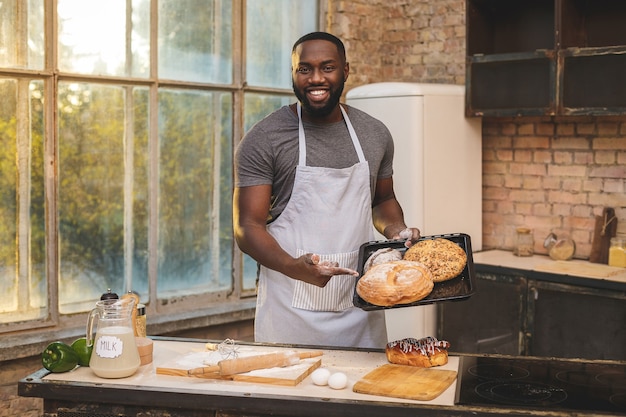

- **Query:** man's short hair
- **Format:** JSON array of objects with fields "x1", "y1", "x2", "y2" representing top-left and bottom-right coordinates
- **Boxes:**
[{"x1": 292, "y1": 32, "x2": 346, "y2": 61}]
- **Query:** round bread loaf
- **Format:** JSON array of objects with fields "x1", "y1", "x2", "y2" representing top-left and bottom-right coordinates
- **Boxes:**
[
  {"x1": 403, "y1": 238, "x2": 467, "y2": 282},
  {"x1": 363, "y1": 247, "x2": 403, "y2": 273},
  {"x1": 356, "y1": 260, "x2": 433, "y2": 307},
  {"x1": 386, "y1": 336, "x2": 450, "y2": 368}
]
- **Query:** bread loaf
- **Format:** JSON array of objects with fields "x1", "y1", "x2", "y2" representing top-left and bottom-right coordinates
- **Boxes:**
[
  {"x1": 363, "y1": 247, "x2": 403, "y2": 273},
  {"x1": 403, "y1": 238, "x2": 467, "y2": 282},
  {"x1": 356, "y1": 260, "x2": 433, "y2": 307},
  {"x1": 386, "y1": 337, "x2": 450, "y2": 368}
]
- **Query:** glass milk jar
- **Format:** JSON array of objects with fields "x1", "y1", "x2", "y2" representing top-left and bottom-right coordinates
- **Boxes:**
[{"x1": 87, "y1": 297, "x2": 140, "y2": 378}]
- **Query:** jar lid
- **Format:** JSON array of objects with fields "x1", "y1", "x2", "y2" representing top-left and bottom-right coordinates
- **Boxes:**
[
  {"x1": 100, "y1": 288, "x2": 119, "y2": 300},
  {"x1": 516, "y1": 227, "x2": 531, "y2": 234},
  {"x1": 136, "y1": 303, "x2": 146, "y2": 316}
]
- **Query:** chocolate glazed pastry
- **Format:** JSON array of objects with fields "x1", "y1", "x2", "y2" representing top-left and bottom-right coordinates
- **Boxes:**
[{"x1": 386, "y1": 336, "x2": 451, "y2": 368}]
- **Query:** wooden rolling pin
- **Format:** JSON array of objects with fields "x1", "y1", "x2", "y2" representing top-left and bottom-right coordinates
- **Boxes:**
[{"x1": 188, "y1": 350, "x2": 323, "y2": 377}]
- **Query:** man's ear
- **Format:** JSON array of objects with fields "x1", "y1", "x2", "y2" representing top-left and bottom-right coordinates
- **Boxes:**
[{"x1": 344, "y1": 62, "x2": 350, "y2": 81}]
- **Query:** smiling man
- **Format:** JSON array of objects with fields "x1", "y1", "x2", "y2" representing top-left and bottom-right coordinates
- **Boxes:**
[
  {"x1": 291, "y1": 33, "x2": 347, "y2": 119},
  {"x1": 233, "y1": 32, "x2": 420, "y2": 348}
]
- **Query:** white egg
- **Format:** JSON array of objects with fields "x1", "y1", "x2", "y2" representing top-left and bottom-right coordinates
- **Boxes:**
[
  {"x1": 327, "y1": 372, "x2": 348, "y2": 390},
  {"x1": 310, "y1": 368, "x2": 331, "y2": 386}
]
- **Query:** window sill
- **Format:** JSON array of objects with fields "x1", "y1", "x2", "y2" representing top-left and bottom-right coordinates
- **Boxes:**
[{"x1": 0, "y1": 299, "x2": 256, "y2": 362}]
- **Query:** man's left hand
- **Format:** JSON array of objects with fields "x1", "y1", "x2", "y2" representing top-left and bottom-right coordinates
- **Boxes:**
[{"x1": 393, "y1": 227, "x2": 421, "y2": 247}]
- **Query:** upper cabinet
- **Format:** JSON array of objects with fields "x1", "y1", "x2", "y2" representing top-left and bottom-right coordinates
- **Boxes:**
[{"x1": 466, "y1": 0, "x2": 626, "y2": 117}]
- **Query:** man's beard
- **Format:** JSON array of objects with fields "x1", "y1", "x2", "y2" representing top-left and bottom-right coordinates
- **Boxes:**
[{"x1": 293, "y1": 82, "x2": 345, "y2": 118}]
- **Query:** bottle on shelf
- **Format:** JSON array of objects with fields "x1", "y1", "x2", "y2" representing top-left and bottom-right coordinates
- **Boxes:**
[{"x1": 608, "y1": 237, "x2": 626, "y2": 268}]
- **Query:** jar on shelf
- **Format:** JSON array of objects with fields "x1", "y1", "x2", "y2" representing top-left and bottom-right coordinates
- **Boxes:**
[
  {"x1": 513, "y1": 227, "x2": 534, "y2": 257},
  {"x1": 608, "y1": 237, "x2": 626, "y2": 268}
]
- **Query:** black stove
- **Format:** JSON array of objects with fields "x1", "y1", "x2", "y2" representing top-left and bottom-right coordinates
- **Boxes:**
[{"x1": 458, "y1": 356, "x2": 626, "y2": 414}]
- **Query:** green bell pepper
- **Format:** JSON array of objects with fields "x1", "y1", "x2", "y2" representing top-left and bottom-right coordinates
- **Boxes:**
[
  {"x1": 41, "y1": 341, "x2": 80, "y2": 373},
  {"x1": 71, "y1": 337, "x2": 93, "y2": 366}
]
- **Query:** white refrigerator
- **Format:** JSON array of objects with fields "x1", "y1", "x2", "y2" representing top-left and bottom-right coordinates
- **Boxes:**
[{"x1": 346, "y1": 82, "x2": 482, "y2": 342}]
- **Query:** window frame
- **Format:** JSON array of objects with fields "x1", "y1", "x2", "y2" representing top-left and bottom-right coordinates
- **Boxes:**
[{"x1": 0, "y1": 0, "x2": 322, "y2": 346}]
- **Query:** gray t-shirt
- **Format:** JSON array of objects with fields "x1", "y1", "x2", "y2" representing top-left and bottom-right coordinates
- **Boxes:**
[{"x1": 235, "y1": 104, "x2": 394, "y2": 223}]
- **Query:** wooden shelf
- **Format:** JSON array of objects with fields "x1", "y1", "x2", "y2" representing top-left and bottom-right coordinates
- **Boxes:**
[
  {"x1": 467, "y1": 0, "x2": 555, "y2": 55},
  {"x1": 560, "y1": 0, "x2": 626, "y2": 49},
  {"x1": 467, "y1": 52, "x2": 555, "y2": 117},
  {"x1": 560, "y1": 46, "x2": 626, "y2": 115},
  {"x1": 466, "y1": 0, "x2": 626, "y2": 116}
]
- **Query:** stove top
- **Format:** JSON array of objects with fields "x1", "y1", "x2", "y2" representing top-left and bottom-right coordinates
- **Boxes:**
[{"x1": 458, "y1": 356, "x2": 626, "y2": 414}]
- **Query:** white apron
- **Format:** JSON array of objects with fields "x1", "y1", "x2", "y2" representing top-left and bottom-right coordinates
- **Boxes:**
[{"x1": 254, "y1": 104, "x2": 387, "y2": 348}]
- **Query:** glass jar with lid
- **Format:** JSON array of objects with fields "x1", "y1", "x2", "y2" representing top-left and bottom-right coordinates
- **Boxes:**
[{"x1": 513, "y1": 227, "x2": 534, "y2": 257}]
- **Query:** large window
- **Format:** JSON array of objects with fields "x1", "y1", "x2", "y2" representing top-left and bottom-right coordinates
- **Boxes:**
[{"x1": 0, "y1": 0, "x2": 318, "y2": 332}]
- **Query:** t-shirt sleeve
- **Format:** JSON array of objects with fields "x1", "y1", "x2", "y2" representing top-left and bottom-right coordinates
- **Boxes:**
[
  {"x1": 234, "y1": 124, "x2": 275, "y2": 188},
  {"x1": 378, "y1": 126, "x2": 394, "y2": 179}
]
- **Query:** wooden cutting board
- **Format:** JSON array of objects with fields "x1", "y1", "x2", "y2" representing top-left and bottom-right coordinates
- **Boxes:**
[
  {"x1": 353, "y1": 364, "x2": 457, "y2": 401},
  {"x1": 535, "y1": 260, "x2": 626, "y2": 279},
  {"x1": 156, "y1": 351, "x2": 321, "y2": 386},
  {"x1": 589, "y1": 207, "x2": 617, "y2": 264}
]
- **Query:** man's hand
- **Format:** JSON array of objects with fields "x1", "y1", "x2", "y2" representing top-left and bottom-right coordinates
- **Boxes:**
[
  {"x1": 392, "y1": 227, "x2": 421, "y2": 248},
  {"x1": 300, "y1": 253, "x2": 358, "y2": 288}
]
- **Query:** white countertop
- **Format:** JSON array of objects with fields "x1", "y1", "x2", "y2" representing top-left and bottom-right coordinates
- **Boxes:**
[
  {"x1": 473, "y1": 250, "x2": 626, "y2": 284},
  {"x1": 42, "y1": 339, "x2": 459, "y2": 407}
]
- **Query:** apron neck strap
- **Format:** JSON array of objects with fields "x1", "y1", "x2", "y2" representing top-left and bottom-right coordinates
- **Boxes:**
[
  {"x1": 296, "y1": 102, "x2": 366, "y2": 166},
  {"x1": 297, "y1": 103, "x2": 307, "y2": 166}
]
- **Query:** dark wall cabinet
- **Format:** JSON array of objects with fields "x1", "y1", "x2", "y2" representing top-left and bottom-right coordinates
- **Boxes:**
[
  {"x1": 466, "y1": 0, "x2": 626, "y2": 116},
  {"x1": 439, "y1": 271, "x2": 626, "y2": 361}
]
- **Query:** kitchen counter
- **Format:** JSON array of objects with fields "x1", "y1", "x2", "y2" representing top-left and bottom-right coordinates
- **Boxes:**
[
  {"x1": 474, "y1": 249, "x2": 626, "y2": 292},
  {"x1": 19, "y1": 337, "x2": 626, "y2": 417}
]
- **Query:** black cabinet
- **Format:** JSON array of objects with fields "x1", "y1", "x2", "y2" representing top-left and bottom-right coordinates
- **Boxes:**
[
  {"x1": 466, "y1": 0, "x2": 626, "y2": 116},
  {"x1": 439, "y1": 272, "x2": 526, "y2": 356},
  {"x1": 439, "y1": 270, "x2": 626, "y2": 360},
  {"x1": 528, "y1": 280, "x2": 626, "y2": 360}
]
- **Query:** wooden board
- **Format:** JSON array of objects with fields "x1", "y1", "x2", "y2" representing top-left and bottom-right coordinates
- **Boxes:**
[
  {"x1": 352, "y1": 364, "x2": 457, "y2": 401},
  {"x1": 535, "y1": 260, "x2": 626, "y2": 279},
  {"x1": 156, "y1": 351, "x2": 321, "y2": 386},
  {"x1": 589, "y1": 207, "x2": 617, "y2": 264}
]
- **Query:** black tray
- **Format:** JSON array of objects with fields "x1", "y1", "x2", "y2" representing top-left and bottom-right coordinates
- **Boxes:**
[{"x1": 353, "y1": 233, "x2": 476, "y2": 311}]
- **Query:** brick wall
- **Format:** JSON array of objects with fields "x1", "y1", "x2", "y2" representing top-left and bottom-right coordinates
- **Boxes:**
[
  {"x1": 328, "y1": 0, "x2": 626, "y2": 258},
  {"x1": 481, "y1": 117, "x2": 626, "y2": 256},
  {"x1": 330, "y1": 0, "x2": 466, "y2": 88}
]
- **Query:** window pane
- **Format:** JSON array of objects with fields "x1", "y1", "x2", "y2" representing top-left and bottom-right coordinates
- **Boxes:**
[
  {"x1": 158, "y1": 89, "x2": 232, "y2": 297},
  {"x1": 1, "y1": 0, "x2": 321, "y2": 331},
  {"x1": 58, "y1": 83, "x2": 149, "y2": 313},
  {"x1": 0, "y1": 78, "x2": 46, "y2": 323},
  {"x1": 159, "y1": 0, "x2": 232, "y2": 84},
  {"x1": 246, "y1": 0, "x2": 318, "y2": 89},
  {"x1": 57, "y1": 0, "x2": 150, "y2": 77},
  {"x1": 240, "y1": 93, "x2": 292, "y2": 291},
  {"x1": 0, "y1": 0, "x2": 45, "y2": 69}
]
